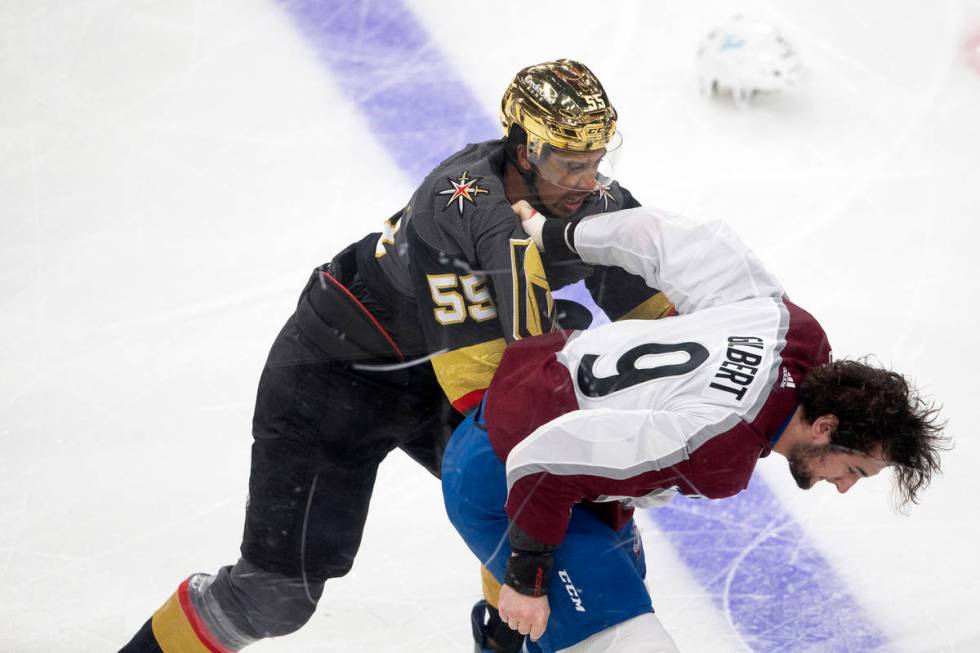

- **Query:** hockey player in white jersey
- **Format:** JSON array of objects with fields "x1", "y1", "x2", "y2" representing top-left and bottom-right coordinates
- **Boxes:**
[{"x1": 443, "y1": 203, "x2": 947, "y2": 652}]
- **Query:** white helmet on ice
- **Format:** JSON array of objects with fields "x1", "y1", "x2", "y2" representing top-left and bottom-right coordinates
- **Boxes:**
[{"x1": 697, "y1": 16, "x2": 805, "y2": 107}]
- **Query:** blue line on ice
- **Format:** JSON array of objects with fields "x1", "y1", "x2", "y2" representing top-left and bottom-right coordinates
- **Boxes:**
[
  {"x1": 652, "y1": 474, "x2": 885, "y2": 651},
  {"x1": 276, "y1": 0, "x2": 496, "y2": 184}
]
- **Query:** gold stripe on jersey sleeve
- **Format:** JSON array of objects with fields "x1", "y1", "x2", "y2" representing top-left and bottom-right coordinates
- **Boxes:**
[
  {"x1": 618, "y1": 292, "x2": 676, "y2": 321},
  {"x1": 431, "y1": 338, "x2": 507, "y2": 410}
]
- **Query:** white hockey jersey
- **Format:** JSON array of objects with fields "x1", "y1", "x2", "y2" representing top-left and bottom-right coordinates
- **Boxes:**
[{"x1": 483, "y1": 207, "x2": 830, "y2": 547}]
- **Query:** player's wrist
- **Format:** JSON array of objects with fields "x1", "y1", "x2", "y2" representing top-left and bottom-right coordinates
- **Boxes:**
[
  {"x1": 521, "y1": 210, "x2": 546, "y2": 249},
  {"x1": 541, "y1": 218, "x2": 579, "y2": 261},
  {"x1": 504, "y1": 550, "x2": 553, "y2": 597}
]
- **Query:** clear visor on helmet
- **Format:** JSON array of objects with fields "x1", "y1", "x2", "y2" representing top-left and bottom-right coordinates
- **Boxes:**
[{"x1": 526, "y1": 130, "x2": 623, "y2": 193}]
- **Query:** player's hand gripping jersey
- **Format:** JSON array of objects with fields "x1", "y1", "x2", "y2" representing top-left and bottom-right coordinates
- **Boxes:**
[
  {"x1": 370, "y1": 141, "x2": 673, "y2": 412},
  {"x1": 484, "y1": 207, "x2": 831, "y2": 547}
]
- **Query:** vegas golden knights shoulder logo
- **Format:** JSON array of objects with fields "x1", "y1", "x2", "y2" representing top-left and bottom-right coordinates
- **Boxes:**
[
  {"x1": 509, "y1": 238, "x2": 555, "y2": 339},
  {"x1": 437, "y1": 171, "x2": 489, "y2": 215},
  {"x1": 594, "y1": 180, "x2": 620, "y2": 211}
]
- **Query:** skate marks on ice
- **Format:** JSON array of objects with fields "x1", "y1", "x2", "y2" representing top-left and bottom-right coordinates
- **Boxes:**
[{"x1": 646, "y1": 475, "x2": 885, "y2": 652}]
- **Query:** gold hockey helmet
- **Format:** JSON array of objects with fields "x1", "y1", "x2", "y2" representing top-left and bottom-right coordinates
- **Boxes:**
[{"x1": 500, "y1": 59, "x2": 618, "y2": 157}]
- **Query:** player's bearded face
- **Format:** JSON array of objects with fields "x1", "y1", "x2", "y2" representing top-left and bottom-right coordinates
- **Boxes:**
[
  {"x1": 531, "y1": 148, "x2": 604, "y2": 218},
  {"x1": 785, "y1": 442, "x2": 830, "y2": 489},
  {"x1": 786, "y1": 440, "x2": 889, "y2": 494}
]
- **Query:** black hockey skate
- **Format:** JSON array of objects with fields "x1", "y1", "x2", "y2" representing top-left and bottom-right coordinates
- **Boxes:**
[{"x1": 470, "y1": 599, "x2": 524, "y2": 653}]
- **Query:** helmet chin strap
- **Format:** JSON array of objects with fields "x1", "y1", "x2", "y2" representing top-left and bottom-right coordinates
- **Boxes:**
[{"x1": 523, "y1": 165, "x2": 550, "y2": 216}]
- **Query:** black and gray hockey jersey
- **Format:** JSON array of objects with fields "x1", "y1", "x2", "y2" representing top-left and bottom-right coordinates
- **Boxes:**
[{"x1": 369, "y1": 140, "x2": 673, "y2": 411}]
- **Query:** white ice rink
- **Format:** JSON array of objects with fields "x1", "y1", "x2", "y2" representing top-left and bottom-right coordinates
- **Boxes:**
[{"x1": 2, "y1": 1, "x2": 979, "y2": 651}]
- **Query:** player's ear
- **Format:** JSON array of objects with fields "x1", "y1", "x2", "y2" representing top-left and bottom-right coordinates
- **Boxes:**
[
  {"x1": 811, "y1": 414, "x2": 839, "y2": 445},
  {"x1": 515, "y1": 144, "x2": 532, "y2": 173}
]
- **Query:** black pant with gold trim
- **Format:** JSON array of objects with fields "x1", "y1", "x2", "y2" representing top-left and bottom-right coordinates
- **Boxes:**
[{"x1": 120, "y1": 307, "x2": 459, "y2": 652}]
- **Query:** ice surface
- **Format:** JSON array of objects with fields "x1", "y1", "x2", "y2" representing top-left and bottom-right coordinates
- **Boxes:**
[{"x1": 1, "y1": 1, "x2": 978, "y2": 651}]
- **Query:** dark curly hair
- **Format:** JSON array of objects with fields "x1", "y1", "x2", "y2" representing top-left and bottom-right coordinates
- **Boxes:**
[{"x1": 798, "y1": 359, "x2": 948, "y2": 510}]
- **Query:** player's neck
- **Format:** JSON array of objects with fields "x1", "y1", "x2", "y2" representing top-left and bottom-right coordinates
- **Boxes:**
[{"x1": 772, "y1": 407, "x2": 807, "y2": 456}]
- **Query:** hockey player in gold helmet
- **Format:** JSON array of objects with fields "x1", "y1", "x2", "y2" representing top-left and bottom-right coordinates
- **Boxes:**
[
  {"x1": 500, "y1": 59, "x2": 624, "y2": 218},
  {"x1": 120, "y1": 58, "x2": 672, "y2": 653}
]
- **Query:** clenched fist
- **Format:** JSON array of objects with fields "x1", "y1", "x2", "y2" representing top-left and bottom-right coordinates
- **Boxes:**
[{"x1": 497, "y1": 583, "x2": 550, "y2": 642}]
